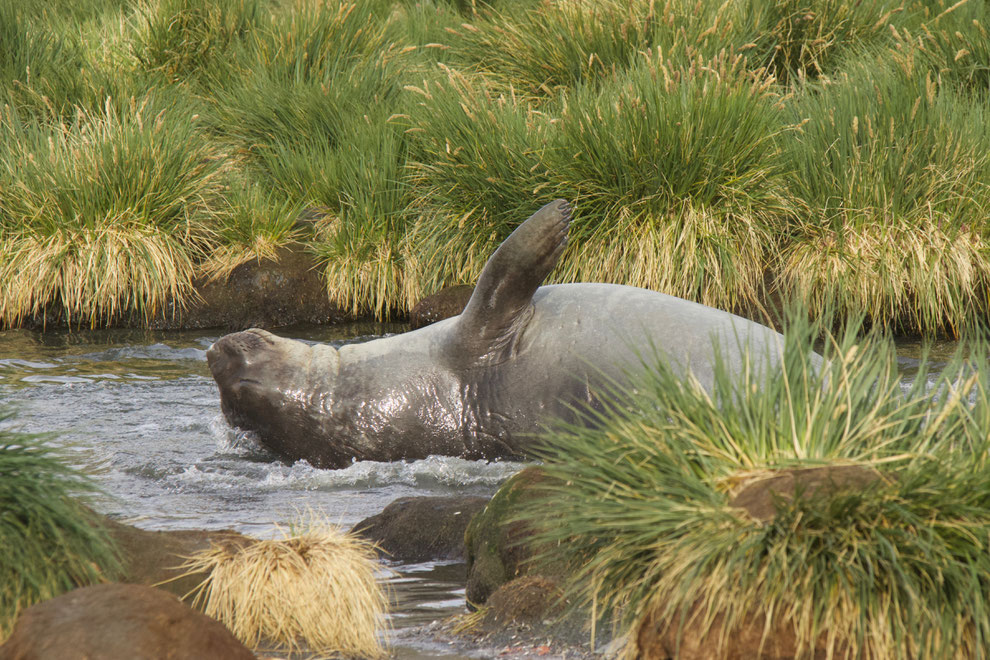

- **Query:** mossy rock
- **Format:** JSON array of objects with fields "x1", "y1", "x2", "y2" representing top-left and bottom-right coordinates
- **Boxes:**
[{"x1": 464, "y1": 467, "x2": 562, "y2": 607}]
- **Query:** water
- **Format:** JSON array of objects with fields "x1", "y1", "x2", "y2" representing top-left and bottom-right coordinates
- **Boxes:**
[
  {"x1": 0, "y1": 324, "x2": 963, "y2": 657},
  {"x1": 0, "y1": 323, "x2": 526, "y2": 658}
]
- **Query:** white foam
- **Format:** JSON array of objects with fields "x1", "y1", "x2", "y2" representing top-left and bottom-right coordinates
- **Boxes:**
[{"x1": 258, "y1": 455, "x2": 526, "y2": 490}]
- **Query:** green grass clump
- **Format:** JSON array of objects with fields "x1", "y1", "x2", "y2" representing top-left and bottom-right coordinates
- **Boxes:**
[
  {"x1": 551, "y1": 51, "x2": 789, "y2": 312},
  {"x1": 523, "y1": 315, "x2": 990, "y2": 658},
  {"x1": 132, "y1": 0, "x2": 262, "y2": 83},
  {"x1": 895, "y1": 0, "x2": 990, "y2": 96},
  {"x1": 0, "y1": 411, "x2": 120, "y2": 636},
  {"x1": 779, "y1": 52, "x2": 990, "y2": 334},
  {"x1": 199, "y1": 182, "x2": 305, "y2": 281},
  {"x1": 400, "y1": 67, "x2": 553, "y2": 301},
  {"x1": 0, "y1": 2, "x2": 94, "y2": 115},
  {"x1": 0, "y1": 93, "x2": 223, "y2": 326},
  {"x1": 744, "y1": 0, "x2": 904, "y2": 82},
  {"x1": 447, "y1": 0, "x2": 663, "y2": 97}
]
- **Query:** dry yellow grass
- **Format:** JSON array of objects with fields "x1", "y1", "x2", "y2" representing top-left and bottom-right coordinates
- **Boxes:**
[
  {"x1": 561, "y1": 205, "x2": 771, "y2": 314},
  {"x1": 314, "y1": 212, "x2": 408, "y2": 320},
  {"x1": 0, "y1": 223, "x2": 199, "y2": 327},
  {"x1": 779, "y1": 218, "x2": 990, "y2": 335},
  {"x1": 179, "y1": 522, "x2": 388, "y2": 659}
]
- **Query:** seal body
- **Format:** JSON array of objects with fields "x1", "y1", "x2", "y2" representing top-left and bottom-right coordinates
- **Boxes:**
[{"x1": 208, "y1": 201, "x2": 787, "y2": 468}]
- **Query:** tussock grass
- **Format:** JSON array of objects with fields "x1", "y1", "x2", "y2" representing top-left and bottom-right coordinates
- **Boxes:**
[
  {"x1": 551, "y1": 51, "x2": 788, "y2": 311},
  {"x1": 181, "y1": 520, "x2": 388, "y2": 658},
  {"x1": 201, "y1": 1, "x2": 410, "y2": 316},
  {"x1": 779, "y1": 52, "x2": 990, "y2": 334},
  {"x1": 404, "y1": 67, "x2": 550, "y2": 231},
  {"x1": 242, "y1": 0, "x2": 391, "y2": 85},
  {"x1": 447, "y1": 0, "x2": 662, "y2": 97},
  {"x1": 0, "y1": 94, "x2": 222, "y2": 326},
  {"x1": 745, "y1": 0, "x2": 903, "y2": 82},
  {"x1": 523, "y1": 315, "x2": 990, "y2": 658},
  {"x1": 894, "y1": 0, "x2": 990, "y2": 95},
  {"x1": 132, "y1": 0, "x2": 262, "y2": 83},
  {"x1": 0, "y1": 2, "x2": 93, "y2": 114},
  {"x1": 781, "y1": 220, "x2": 990, "y2": 336},
  {"x1": 199, "y1": 183, "x2": 304, "y2": 281},
  {"x1": 0, "y1": 410, "x2": 120, "y2": 637},
  {"x1": 560, "y1": 205, "x2": 771, "y2": 314},
  {"x1": 3, "y1": 0, "x2": 990, "y2": 331},
  {"x1": 399, "y1": 68, "x2": 553, "y2": 300}
]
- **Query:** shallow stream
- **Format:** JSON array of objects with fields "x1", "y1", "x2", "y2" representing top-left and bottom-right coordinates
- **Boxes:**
[
  {"x1": 0, "y1": 323, "x2": 527, "y2": 659},
  {"x1": 0, "y1": 323, "x2": 961, "y2": 658}
]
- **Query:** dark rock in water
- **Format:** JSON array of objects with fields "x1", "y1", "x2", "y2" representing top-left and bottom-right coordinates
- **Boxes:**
[
  {"x1": 351, "y1": 495, "x2": 489, "y2": 563},
  {"x1": 409, "y1": 285, "x2": 474, "y2": 329},
  {"x1": 0, "y1": 583, "x2": 255, "y2": 660},
  {"x1": 101, "y1": 517, "x2": 251, "y2": 603},
  {"x1": 150, "y1": 243, "x2": 348, "y2": 330},
  {"x1": 465, "y1": 467, "x2": 560, "y2": 607},
  {"x1": 730, "y1": 464, "x2": 883, "y2": 522}
]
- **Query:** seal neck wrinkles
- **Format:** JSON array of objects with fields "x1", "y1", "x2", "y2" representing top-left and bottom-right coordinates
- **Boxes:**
[{"x1": 458, "y1": 303, "x2": 535, "y2": 369}]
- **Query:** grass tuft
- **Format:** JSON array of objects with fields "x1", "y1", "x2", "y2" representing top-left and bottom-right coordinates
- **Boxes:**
[
  {"x1": 132, "y1": 0, "x2": 261, "y2": 83},
  {"x1": 522, "y1": 314, "x2": 990, "y2": 658},
  {"x1": 0, "y1": 94, "x2": 222, "y2": 326},
  {"x1": 550, "y1": 50, "x2": 789, "y2": 311},
  {"x1": 0, "y1": 410, "x2": 120, "y2": 637},
  {"x1": 0, "y1": 2, "x2": 93, "y2": 114},
  {"x1": 180, "y1": 519, "x2": 388, "y2": 658},
  {"x1": 779, "y1": 51, "x2": 990, "y2": 334},
  {"x1": 198, "y1": 183, "x2": 304, "y2": 282}
]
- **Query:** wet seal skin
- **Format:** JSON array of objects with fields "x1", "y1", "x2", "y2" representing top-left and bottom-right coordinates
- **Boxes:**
[{"x1": 208, "y1": 199, "x2": 790, "y2": 468}]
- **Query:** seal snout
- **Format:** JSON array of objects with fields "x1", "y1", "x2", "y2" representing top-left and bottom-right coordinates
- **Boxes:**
[{"x1": 207, "y1": 329, "x2": 275, "y2": 387}]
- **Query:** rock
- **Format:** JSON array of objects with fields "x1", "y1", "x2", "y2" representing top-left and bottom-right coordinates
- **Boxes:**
[
  {"x1": 101, "y1": 517, "x2": 252, "y2": 603},
  {"x1": 409, "y1": 285, "x2": 474, "y2": 329},
  {"x1": 465, "y1": 468, "x2": 559, "y2": 607},
  {"x1": 730, "y1": 464, "x2": 884, "y2": 522},
  {"x1": 0, "y1": 583, "x2": 255, "y2": 660},
  {"x1": 635, "y1": 604, "x2": 843, "y2": 660},
  {"x1": 350, "y1": 496, "x2": 489, "y2": 563},
  {"x1": 150, "y1": 243, "x2": 347, "y2": 330},
  {"x1": 481, "y1": 576, "x2": 565, "y2": 628}
]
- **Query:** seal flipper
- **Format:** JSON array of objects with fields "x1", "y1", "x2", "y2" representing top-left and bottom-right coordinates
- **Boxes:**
[{"x1": 450, "y1": 199, "x2": 572, "y2": 364}]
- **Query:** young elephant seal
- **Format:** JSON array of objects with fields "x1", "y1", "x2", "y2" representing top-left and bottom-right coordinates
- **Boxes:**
[{"x1": 208, "y1": 200, "x2": 785, "y2": 468}]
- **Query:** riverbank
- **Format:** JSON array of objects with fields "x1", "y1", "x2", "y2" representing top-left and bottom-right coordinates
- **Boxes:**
[{"x1": 2, "y1": 0, "x2": 989, "y2": 335}]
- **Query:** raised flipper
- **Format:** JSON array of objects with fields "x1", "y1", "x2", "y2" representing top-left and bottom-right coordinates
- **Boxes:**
[{"x1": 449, "y1": 199, "x2": 572, "y2": 365}]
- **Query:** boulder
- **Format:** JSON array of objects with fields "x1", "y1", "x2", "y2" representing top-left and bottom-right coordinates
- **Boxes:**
[
  {"x1": 101, "y1": 517, "x2": 251, "y2": 602},
  {"x1": 464, "y1": 468, "x2": 560, "y2": 606},
  {"x1": 0, "y1": 583, "x2": 255, "y2": 660},
  {"x1": 730, "y1": 464, "x2": 884, "y2": 522},
  {"x1": 350, "y1": 496, "x2": 489, "y2": 563},
  {"x1": 409, "y1": 285, "x2": 474, "y2": 329}
]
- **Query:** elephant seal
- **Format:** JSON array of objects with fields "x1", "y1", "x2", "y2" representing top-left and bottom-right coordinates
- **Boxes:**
[{"x1": 207, "y1": 200, "x2": 786, "y2": 469}]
